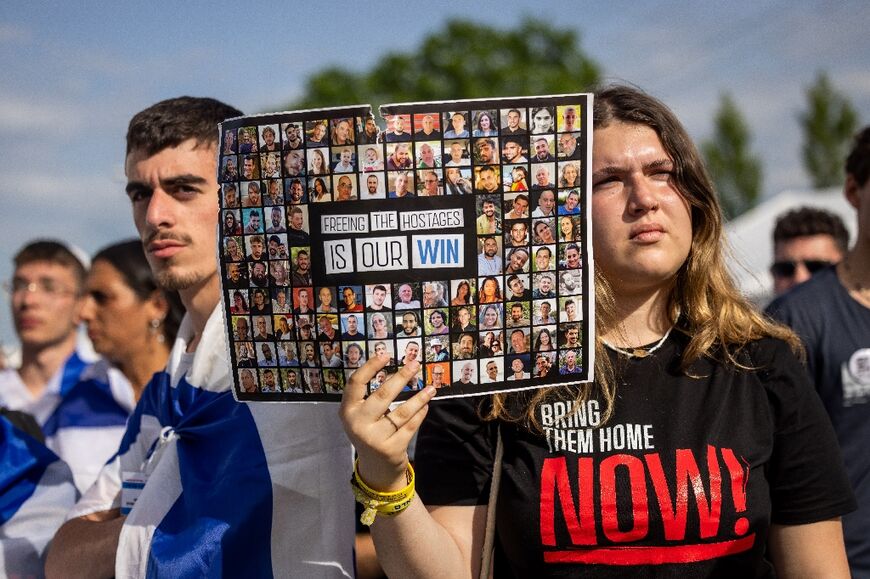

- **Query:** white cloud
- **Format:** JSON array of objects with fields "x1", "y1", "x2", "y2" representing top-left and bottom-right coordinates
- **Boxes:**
[
  {"x1": 0, "y1": 94, "x2": 85, "y2": 133},
  {"x1": 2, "y1": 171, "x2": 130, "y2": 217}
]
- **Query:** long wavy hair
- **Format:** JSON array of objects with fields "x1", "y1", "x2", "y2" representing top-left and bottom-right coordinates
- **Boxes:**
[{"x1": 489, "y1": 85, "x2": 800, "y2": 428}]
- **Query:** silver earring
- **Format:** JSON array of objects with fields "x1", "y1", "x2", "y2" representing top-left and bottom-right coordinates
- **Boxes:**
[{"x1": 150, "y1": 318, "x2": 165, "y2": 344}]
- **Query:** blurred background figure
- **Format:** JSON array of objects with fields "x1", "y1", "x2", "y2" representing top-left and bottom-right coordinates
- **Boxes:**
[
  {"x1": 0, "y1": 408, "x2": 77, "y2": 578},
  {"x1": 770, "y1": 207, "x2": 849, "y2": 296},
  {"x1": 43, "y1": 239, "x2": 184, "y2": 492},
  {"x1": 0, "y1": 240, "x2": 93, "y2": 426},
  {"x1": 767, "y1": 126, "x2": 870, "y2": 575}
]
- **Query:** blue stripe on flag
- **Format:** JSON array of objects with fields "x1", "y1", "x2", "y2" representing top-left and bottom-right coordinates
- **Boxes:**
[
  {"x1": 134, "y1": 372, "x2": 274, "y2": 578},
  {"x1": 42, "y1": 378, "x2": 129, "y2": 437},
  {"x1": 59, "y1": 351, "x2": 89, "y2": 397},
  {"x1": 0, "y1": 416, "x2": 58, "y2": 525}
]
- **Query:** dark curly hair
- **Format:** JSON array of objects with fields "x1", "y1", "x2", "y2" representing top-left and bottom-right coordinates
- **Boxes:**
[{"x1": 773, "y1": 207, "x2": 849, "y2": 253}]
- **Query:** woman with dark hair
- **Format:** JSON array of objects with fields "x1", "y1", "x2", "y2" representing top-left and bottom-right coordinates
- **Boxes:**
[
  {"x1": 428, "y1": 310, "x2": 449, "y2": 336},
  {"x1": 223, "y1": 210, "x2": 242, "y2": 235},
  {"x1": 532, "y1": 326, "x2": 554, "y2": 352},
  {"x1": 81, "y1": 240, "x2": 183, "y2": 396},
  {"x1": 533, "y1": 219, "x2": 556, "y2": 245},
  {"x1": 341, "y1": 86, "x2": 854, "y2": 577},
  {"x1": 230, "y1": 290, "x2": 249, "y2": 314},
  {"x1": 46, "y1": 239, "x2": 184, "y2": 492},
  {"x1": 476, "y1": 276, "x2": 501, "y2": 304},
  {"x1": 559, "y1": 215, "x2": 577, "y2": 242},
  {"x1": 451, "y1": 280, "x2": 472, "y2": 306},
  {"x1": 478, "y1": 330, "x2": 496, "y2": 357},
  {"x1": 489, "y1": 333, "x2": 503, "y2": 355},
  {"x1": 311, "y1": 177, "x2": 330, "y2": 202},
  {"x1": 530, "y1": 106, "x2": 555, "y2": 134},
  {"x1": 472, "y1": 111, "x2": 498, "y2": 137}
]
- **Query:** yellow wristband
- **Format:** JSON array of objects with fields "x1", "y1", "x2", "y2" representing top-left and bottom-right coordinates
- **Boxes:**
[{"x1": 351, "y1": 459, "x2": 415, "y2": 526}]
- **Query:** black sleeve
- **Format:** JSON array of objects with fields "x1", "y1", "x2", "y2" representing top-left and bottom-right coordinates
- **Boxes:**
[
  {"x1": 415, "y1": 396, "x2": 498, "y2": 507},
  {"x1": 753, "y1": 339, "x2": 857, "y2": 524}
]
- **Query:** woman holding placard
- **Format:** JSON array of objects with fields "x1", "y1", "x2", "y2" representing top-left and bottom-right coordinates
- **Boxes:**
[{"x1": 340, "y1": 86, "x2": 853, "y2": 577}]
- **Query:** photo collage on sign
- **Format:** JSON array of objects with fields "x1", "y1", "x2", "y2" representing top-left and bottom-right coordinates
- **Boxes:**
[{"x1": 219, "y1": 97, "x2": 590, "y2": 400}]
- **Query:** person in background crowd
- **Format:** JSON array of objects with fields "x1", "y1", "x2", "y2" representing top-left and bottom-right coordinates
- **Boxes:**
[
  {"x1": 767, "y1": 127, "x2": 870, "y2": 575},
  {"x1": 769, "y1": 207, "x2": 849, "y2": 296},
  {"x1": 44, "y1": 239, "x2": 183, "y2": 493},
  {"x1": 0, "y1": 409, "x2": 77, "y2": 577},
  {"x1": 0, "y1": 241, "x2": 105, "y2": 428}
]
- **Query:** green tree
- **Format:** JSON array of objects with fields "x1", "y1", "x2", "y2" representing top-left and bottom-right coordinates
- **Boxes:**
[
  {"x1": 289, "y1": 17, "x2": 600, "y2": 110},
  {"x1": 701, "y1": 93, "x2": 763, "y2": 219},
  {"x1": 799, "y1": 72, "x2": 859, "y2": 188}
]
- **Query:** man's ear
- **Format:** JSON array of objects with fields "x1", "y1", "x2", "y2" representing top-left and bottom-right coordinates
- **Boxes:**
[{"x1": 845, "y1": 174, "x2": 861, "y2": 210}]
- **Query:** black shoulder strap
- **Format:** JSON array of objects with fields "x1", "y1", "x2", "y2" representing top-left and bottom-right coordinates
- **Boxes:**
[{"x1": 480, "y1": 424, "x2": 503, "y2": 579}]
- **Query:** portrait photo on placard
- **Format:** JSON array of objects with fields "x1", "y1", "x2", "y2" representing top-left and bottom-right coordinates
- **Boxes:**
[{"x1": 359, "y1": 171, "x2": 386, "y2": 199}]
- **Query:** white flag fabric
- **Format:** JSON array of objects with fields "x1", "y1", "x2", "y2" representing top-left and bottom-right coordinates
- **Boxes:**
[
  {"x1": 43, "y1": 360, "x2": 135, "y2": 493},
  {"x1": 0, "y1": 415, "x2": 78, "y2": 577},
  {"x1": 70, "y1": 305, "x2": 355, "y2": 578}
]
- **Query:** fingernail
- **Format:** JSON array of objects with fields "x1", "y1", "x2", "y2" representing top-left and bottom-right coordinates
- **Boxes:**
[{"x1": 425, "y1": 386, "x2": 436, "y2": 396}]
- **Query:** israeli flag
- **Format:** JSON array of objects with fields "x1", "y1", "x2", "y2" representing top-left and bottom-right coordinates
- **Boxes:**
[
  {"x1": 43, "y1": 360, "x2": 134, "y2": 493},
  {"x1": 0, "y1": 415, "x2": 78, "y2": 577},
  {"x1": 0, "y1": 347, "x2": 93, "y2": 427},
  {"x1": 71, "y1": 306, "x2": 355, "y2": 578}
]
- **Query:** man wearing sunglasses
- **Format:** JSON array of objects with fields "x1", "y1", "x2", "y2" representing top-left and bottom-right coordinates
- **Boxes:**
[
  {"x1": 767, "y1": 127, "x2": 870, "y2": 576},
  {"x1": 770, "y1": 207, "x2": 849, "y2": 296}
]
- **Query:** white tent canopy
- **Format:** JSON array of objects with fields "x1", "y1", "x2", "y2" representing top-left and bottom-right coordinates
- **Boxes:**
[{"x1": 724, "y1": 186, "x2": 856, "y2": 305}]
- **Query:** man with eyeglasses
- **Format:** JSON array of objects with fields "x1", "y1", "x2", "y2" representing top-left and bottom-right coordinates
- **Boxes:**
[
  {"x1": 420, "y1": 170, "x2": 440, "y2": 196},
  {"x1": 768, "y1": 207, "x2": 849, "y2": 296},
  {"x1": 0, "y1": 241, "x2": 93, "y2": 425},
  {"x1": 428, "y1": 364, "x2": 447, "y2": 388},
  {"x1": 422, "y1": 282, "x2": 448, "y2": 308},
  {"x1": 767, "y1": 126, "x2": 870, "y2": 575},
  {"x1": 0, "y1": 241, "x2": 93, "y2": 575}
]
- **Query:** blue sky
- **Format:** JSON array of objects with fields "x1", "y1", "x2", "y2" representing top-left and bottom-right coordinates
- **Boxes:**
[{"x1": 2, "y1": 0, "x2": 869, "y2": 347}]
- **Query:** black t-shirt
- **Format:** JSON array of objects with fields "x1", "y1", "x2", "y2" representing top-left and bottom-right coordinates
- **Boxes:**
[
  {"x1": 767, "y1": 267, "x2": 870, "y2": 574},
  {"x1": 416, "y1": 334, "x2": 854, "y2": 578}
]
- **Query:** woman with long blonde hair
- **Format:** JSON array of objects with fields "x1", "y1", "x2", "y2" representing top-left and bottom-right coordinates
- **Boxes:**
[{"x1": 340, "y1": 86, "x2": 853, "y2": 578}]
